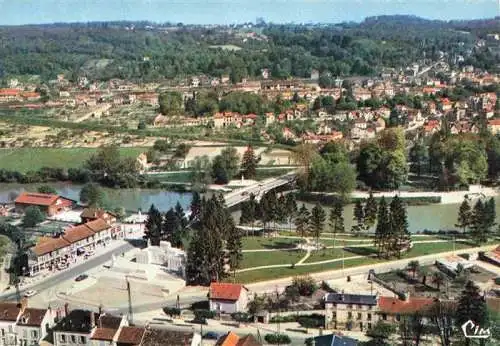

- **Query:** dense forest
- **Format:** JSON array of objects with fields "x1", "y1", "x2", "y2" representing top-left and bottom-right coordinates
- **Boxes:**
[{"x1": 0, "y1": 15, "x2": 498, "y2": 82}]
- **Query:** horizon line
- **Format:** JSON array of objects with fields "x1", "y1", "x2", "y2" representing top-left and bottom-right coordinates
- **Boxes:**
[{"x1": 0, "y1": 14, "x2": 498, "y2": 28}]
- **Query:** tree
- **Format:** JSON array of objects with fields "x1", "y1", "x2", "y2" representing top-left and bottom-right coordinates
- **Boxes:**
[
  {"x1": 241, "y1": 145, "x2": 258, "y2": 179},
  {"x1": 470, "y1": 199, "x2": 488, "y2": 244},
  {"x1": 185, "y1": 229, "x2": 209, "y2": 285},
  {"x1": 329, "y1": 201, "x2": 344, "y2": 249},
  {"x1": 456, "y1": 281, "x2": 488, "y2": 346},
  {"x1": 291, "y1": 143, "x2": 318, "y2": 189},
  {"x1": 137, "y1": 120, "x2": 146, "y2": 130},
  {"x1": 22, "y1": 206, "x2": 45, "y2": 228},
  {"x1": 409, "y1": 141, "x2": 428, "y2": 176},
  {"x1": 163, "y1": 208, "x2": 182, "y2": 247},
  {"x1": 399, "y1": 313, "x2": 425, "y2": 346},
  {"x1": 212, "y1": 147, "x2": 240, "y2": 184},
  {"x1": 79, "y1": 182, "x2": 106, "y2": 207},
  {"x1": 144, "y1": 204, "x2": 162, "y2": 246},
  {"x1": 456, "y1": 198, "x2": 472, "y2": 234},
  {"x1": 484, "y1": 197, "x2": 496, "y2": 232},
  {"x1": 309, "y1": 204, "x2": 326, "y2": 247},
  {"x1": 407, "y1": 260, "x2": 420, "y2": 279},
  {"x1": 284, "y1": 193, "x2": 297, "y2": 231},
  {"x1": 37, "y1": 185, "x2": 57, "y2": 194},
  {"x1": 375, "y1": 197, "x2": 390, "y2": 257},
  {"x1": 389, "y1": 195, "x2": 410, "y2": 258},
  {"x1": 364, "y1": 191, "x2": 378, "y2": 231},
  {"x1": 429, "y1": 300, "x2": 455, "y2": 346},
  {"x1": 366, "y1": 321, "x2": 396, "y2": 340},
  {"x1": 158, "y1": 91, "x2": 183, "y2": 115},
  {"x1": 431, "y1": 271, "x2": 445, "y2": 291},
  {"x1": 295, "y1": 204, "x2": 310, "y2": 238},
  {"x1": 352, "y1": 200, "x2": 365, "y2": 234},
  {"x1": 190, "y1": 191, "x2": 202, "y2": 220},
  {"x1": 227, "y1": 228, "x2": 243, "y2": 271}
]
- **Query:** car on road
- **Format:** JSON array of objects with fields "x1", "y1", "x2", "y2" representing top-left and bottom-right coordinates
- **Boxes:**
[
  {"x1": 203, "y1": 332, "x2": 220, "y2": 340},
  {"x1": 241, "y1": 191, "x2": 248, "y2": 196},
  {"x1": 24, "y1": 290, "x2": 37, "y2": 297},
  {"x1": 75, "y1": 274, "x2": 89, "y2": 282}
]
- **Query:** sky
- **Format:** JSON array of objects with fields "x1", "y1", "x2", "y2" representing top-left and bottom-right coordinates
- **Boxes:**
[{"x1": 0, "y1": 0, "x2": 498, "y2": 25}]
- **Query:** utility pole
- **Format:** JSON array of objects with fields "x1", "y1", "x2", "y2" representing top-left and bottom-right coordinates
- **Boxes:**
[{"x1": 127, "y1": 278, "x2": 134, "y2": 326}]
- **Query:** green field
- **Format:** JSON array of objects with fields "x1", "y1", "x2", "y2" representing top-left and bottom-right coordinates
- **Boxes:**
[
  {"x1": 242, "y1": 237, "x2": 300, "y2": 250},
  {"x1": 0, "y1": 147, "x2": 147, "y2": 172},
  {"x1": 241, "y1": 250, "x2": 304, "y2": 269}
]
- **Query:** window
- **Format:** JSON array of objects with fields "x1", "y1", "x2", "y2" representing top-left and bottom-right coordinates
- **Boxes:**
[
  {"x1": 71, "y1": 335, "x2": 76, "y2": 343},
  {"x1": 31, "y1": 330, "x2": 38, "y2": 339},
  {"x1": 347, "y1": 304, "x2": 353, "y2": 309},
  {"x1": 382, "y1": 314, "x2": 387, "y2": 321},
  {"x1": 80, "y1": 336, "x2": 86, "y2": 343},
  {"x1": 347, "y1": 312, "x2": 352, "y2": 319},
  {"x1": 60, "y1": 334, "x2": 66, "y2": 343},
  {"x1": 368, "y1": 305, "x2": 373, "y2": 310},
  {"x1": 367, "y1": 313, "x2": 372, "y2": 321},
  {"x1": 396, "y1": 314, "x2": 401, "y2": 322},
  {"x1": 357, "y1": 313, "x2": 362, "y2": 320},
  {"x1": 368, "y1": 323, "x2": 372, "y2": 330}
]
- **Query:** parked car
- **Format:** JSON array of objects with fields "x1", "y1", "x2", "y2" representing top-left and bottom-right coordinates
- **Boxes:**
[
  {"x1": 75, "y1": 274, "x2": 89, "y2": 282},
  {"x1": 241, "y1": 191, "x2": 249, "y2": 196},
  {"x1": 203, "y1": 332, "x2": 220, "y2": 340},
  {"x1": 24, "y1": 290, "x2": 37, "y2": 297}
]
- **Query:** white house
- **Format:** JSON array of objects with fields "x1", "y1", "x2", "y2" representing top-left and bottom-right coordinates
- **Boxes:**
[{"x1": 209, "y1": 283, "x2": 249, "y2": 314}]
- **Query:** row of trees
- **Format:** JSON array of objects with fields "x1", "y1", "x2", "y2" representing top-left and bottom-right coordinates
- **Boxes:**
[
  {"x1": 456, "y1": 197, "x2": 497, "y2": 244},
  {"x1": 185, "y1": 194, "x2": 242, "y2": 285},
  {"x1": 143, "y1": 202, "x2": 188, "y2": 248},
  {"x1": 189, "y1": 145, "x2": 259, "y2": 188}
]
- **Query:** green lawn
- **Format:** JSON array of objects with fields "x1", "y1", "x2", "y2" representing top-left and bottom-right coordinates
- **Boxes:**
[
  {"x1": 235, "y1": 257, "x2": 383, "y2": 283},
  {"x1": 404, "y1": 241, "x2": 473, "y2": 257},
  {"x1": 242, "y1": 237, "x2": 300, "y2": 250},
  {"x1": 148, "y1": 172, "x2": 193, "y2": 183},
  {"x1": 240, "y1": 250, "x2": 304, "y2": 269},
  {"x1": 304, "y1": 248, "x2": 344, "y2": 263},
  {"x1": 319, "y1": 238, "x2": 373, "y2": 247},
  {"x1": 0, "y1": 147, "x2": 147, "y2": 172}
]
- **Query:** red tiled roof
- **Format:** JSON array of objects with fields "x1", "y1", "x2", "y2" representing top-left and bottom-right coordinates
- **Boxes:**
[
  {"x1": 32, "y1": 237, "x2": 70, "y2": 256},
  {"x1": 15, "y1": 192, "x2": 59, "y2": 206},
  {"x1": 17, "y1": 308, "x2": 48, "y2": 326},
  {"x1": 379, "y1": 296, "x2": 435, "y2": 315},
  {"x1": 85, "y1": 218, "x2": 110, "y2": 233},
  {"x1": 116, "y1": 326, "x2": 146, "y2": 345},
  {"x1": 91, "y1": 327, "x2": 118, "y2": 341},
  {"x1": 488, "y1": 119, "x2": 500, "y2": 126},
  {"x1": 210, "y1": 283, "x2": 245, "y2": 301},
  {"x1": 0, "y1": 89, "x2": 20, "y2": 96},
  {"x1": 62, "y1": 224, "x2": 95, "y2": 243},
  {"x1": 0, "y1": 302, "x2": 22, "y2": 321}
]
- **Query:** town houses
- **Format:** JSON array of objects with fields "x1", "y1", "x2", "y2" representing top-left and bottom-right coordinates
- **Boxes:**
[{"x1": 28, "y1": 217, "x2": 121, "y2": 276}]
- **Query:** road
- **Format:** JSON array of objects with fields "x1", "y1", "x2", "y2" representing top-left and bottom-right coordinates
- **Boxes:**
[{"x1": 0, "y1": 241, "x2": 135, "y2": 301}]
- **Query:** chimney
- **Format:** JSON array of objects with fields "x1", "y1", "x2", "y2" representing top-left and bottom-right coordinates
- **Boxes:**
[
  {"x1": 90, "y1": 311, "x2": 96, "y2": 328},
  {"x1": 98, "y1": 305, "x2": 102, "y2": 315},
  {"x1": 19, "y1": 297, "x2": 28, "y2": 312},
  {"x1": 64, "y1": 303, "x2": 69, "y2": 317}
]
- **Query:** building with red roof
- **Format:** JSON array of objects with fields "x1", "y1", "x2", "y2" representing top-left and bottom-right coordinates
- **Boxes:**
[
  {"x1": 378, "y1": 296, "x2": 436, "y2": 323},
  {"x1": 209, "y1": 283, "x2": 249, "y2": 314},
  {"x1": 14, "y1": 192, "x2": 75, "y2": 216},
  {"x1": 488, "y1": 119, "x2": 500, "y2": 135}
]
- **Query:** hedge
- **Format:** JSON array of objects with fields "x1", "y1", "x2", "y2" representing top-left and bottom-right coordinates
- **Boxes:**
[{"x1": 264, "y1": 334, "x2": 291, "y2": 344}]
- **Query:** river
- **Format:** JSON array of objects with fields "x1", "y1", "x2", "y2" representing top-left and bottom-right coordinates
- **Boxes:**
[{"x1": 0, "y1": 183, "x2": 498, "y2": 233}]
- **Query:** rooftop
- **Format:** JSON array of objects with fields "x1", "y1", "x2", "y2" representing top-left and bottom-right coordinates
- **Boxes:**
[
  {"x1": 140, "y1": 328, "x2": 193, "y2": 346},
  {"x1": 52, "y1": 309, "x2": 98, "y2": 333},
  {"x1": 17, "y1": 308, "x2": 48, "y2": 327},
  {"x1": 15, "y1": 192, "x2": 59, "y2": 206},
  {"x1": 0, "y1": 302, "x2": 22, "y2": 322},
  {"x1": 324, "y1": 293, "x2": 377, "y2": 306},
  {"x1": 378, "y1": 296, "x2": 436, "y2": 315},
  {"x1": 91, "y1": 328, "x2": 117, "y2": 341},
  {"x1": 116, "y1": 326, "x2": 146, "y2": 345},
  {"x1": 210, "y1": 283, "x2": 246, "y2": 301}
]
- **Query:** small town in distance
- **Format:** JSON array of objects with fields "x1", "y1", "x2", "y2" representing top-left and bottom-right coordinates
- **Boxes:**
[{"x1": 0, "y1": 5, "x2": 499, "y2": 346}]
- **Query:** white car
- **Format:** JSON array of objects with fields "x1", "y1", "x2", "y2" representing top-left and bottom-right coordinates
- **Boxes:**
[{"x1": 24, "y1": 290, "x2": 37, "y2": 297}]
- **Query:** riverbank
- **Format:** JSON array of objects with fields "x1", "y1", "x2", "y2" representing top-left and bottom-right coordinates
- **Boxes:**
[{"x1": 298, "y1": 184, "x2": 498, "y2": 205}]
